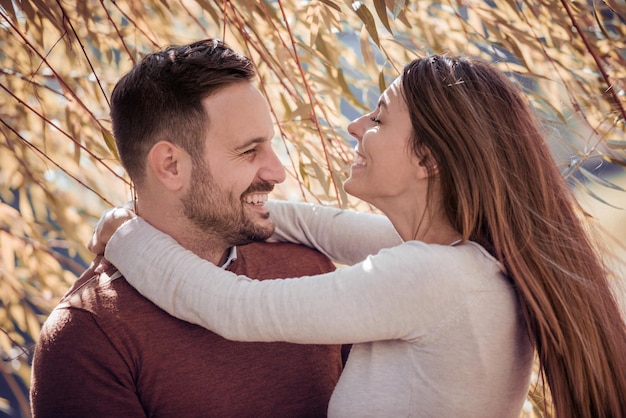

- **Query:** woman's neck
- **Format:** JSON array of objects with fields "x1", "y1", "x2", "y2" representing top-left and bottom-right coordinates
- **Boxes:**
[{"x1": 382, "y1": 202, "x2": 461, "y2": 245}]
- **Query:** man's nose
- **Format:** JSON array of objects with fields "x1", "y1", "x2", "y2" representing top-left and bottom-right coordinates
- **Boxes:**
[{"x1": 259, "y1": 148, "x2": 286, "y2": 184}]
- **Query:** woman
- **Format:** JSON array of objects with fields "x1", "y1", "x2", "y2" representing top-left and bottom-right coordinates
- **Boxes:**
[{"x1": 95, "y1": 55, "x2": 626, "y2": 417}]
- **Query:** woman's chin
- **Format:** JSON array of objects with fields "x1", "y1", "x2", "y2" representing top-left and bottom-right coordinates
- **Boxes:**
[{"x1": 343, "y1": 178, "x2": 364, "y2": 201}]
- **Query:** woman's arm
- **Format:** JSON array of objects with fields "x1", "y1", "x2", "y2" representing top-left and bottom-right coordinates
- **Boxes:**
[
  {"x1": 105, "y1": 218, "x2": 442, "y2": 345},
  {"x1": 267, "y1": 200, "x2": 402, "y2": 265}
]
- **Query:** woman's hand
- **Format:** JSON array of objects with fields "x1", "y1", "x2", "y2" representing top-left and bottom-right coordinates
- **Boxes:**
[{"x1": 88, "y1": 204, "x2": 137, "y2": 255}]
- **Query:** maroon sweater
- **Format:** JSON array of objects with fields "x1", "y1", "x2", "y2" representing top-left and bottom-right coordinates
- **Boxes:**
[{"x1": 30, "y1": 242, "x2": 343, "y2": 417}]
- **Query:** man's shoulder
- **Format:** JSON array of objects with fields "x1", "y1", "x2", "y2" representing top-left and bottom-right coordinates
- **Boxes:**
[
  {"x1": 59, "y1": 269, "x2": 131, "y2": 311},
  {"x1": 233, "y1": 241, "x2": 335, "y2": 278},
  {"x1": 39, "y1": 267, "x2": 167, "y2": 348},
  {"x1": 47, "y1": 263, "x2": 152, "y2": 335}
]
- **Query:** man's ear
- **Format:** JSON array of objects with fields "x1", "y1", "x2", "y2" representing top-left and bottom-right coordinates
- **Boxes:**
[{"x1": 147, "y1": 141, "x2": 189, "y2": 191}]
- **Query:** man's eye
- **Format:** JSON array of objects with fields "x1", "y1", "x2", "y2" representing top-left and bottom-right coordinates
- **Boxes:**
[
  {"x1": 241, "y1": 148, "x2": 257, "y2": 156},
  {"x1": 370, "y1": 116, "x2": 381, "y2": 124}
]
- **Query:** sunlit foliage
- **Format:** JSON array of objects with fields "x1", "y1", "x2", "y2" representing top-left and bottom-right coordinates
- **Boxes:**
[{"x1": 1, "y1": 1, "x2": 624, "y2": 416}]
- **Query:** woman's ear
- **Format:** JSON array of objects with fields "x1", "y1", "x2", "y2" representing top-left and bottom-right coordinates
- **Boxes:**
[
  {"x1": 415, "y1": 147, "x2": 439, "y2": 179},
  {"x1": 147, "y1": 141, "x2": 190, "y2": 191}
]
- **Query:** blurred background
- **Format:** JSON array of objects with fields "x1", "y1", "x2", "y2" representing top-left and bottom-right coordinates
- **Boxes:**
[{"x1": 1, "y1": 1, "x2": 625, "y2": 416}]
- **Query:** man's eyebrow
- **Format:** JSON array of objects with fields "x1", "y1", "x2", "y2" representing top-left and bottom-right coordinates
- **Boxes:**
[
  {"x1": 233, "y1": 137, "x2": 269, "y2": 151},
  {"x1": 377, "y1": 98, "x2": 388, "y2": 110}
]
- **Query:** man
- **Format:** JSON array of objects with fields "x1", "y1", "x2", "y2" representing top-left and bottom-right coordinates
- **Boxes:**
[{"x1": 30, "y1": 39, "x2": 343, "y2": 417}]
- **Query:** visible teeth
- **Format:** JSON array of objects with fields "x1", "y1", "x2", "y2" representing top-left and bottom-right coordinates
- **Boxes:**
[
  {"x1": 244, "y1": 193, "x2": 268, "y2": 205},
  {"x1": 355, "y1": 155, "x2": 366, "y2": 166}
]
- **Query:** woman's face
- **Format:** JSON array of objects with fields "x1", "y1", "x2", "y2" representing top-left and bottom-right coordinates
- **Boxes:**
[{"x1": 344, "y1": 77, "x2": 426, "y2": 208}]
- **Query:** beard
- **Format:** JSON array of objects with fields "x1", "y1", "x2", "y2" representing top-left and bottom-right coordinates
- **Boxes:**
[{"x1": 181, "y1": 160, "x2": 275, "y2": 246}]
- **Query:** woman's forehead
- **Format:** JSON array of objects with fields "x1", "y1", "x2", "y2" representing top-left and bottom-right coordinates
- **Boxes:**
[{"x1": 379, "y1": 77, "x2": 406, "y2": 111}]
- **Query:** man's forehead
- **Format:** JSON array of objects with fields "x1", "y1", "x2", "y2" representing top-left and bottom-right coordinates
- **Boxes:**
[{"x1": 200, "y1": 84, "x2": 274, "y2": 146}]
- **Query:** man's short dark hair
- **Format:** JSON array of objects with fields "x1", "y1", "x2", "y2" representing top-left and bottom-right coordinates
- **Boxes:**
[{"x1": 110, "y1": 39, "x2": 255, "y2": 185}]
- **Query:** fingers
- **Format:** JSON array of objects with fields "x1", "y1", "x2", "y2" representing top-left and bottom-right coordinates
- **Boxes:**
[
  {"x1": 94, "y1": 258, "x2": 113, "y2": 274},
  {"x1": 88, "y1": 206, "x2": 137, "y2": 255},
  {"x1": 122, "y1": 200, "x2": 137, "y2": 211},
  {"x1": 88, "y1": 207, "x2": 115, "y2": 255}
]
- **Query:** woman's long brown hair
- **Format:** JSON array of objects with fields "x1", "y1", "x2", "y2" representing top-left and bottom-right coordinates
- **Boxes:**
[{"x1": 401, "y1": 55, "x2": 626, "y2": 417}]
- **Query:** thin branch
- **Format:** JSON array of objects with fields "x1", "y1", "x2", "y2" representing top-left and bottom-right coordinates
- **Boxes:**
[
  {"x1": 0, "y1": 329, "x2": 32, "y2": 363},
  {"x1": 560, "y1": 0, "x2": 626, "y2": 123},
  {"x1": 107, "y1": 0, "x2": 161, "y2": 49},
  {"x1": 0, "y1": 69, "x2": 65, "y2": 97},
  {"x1": 227, "y1": 1, "x2": 353, "y2": 202},
  {"x1": 0, "y1": 8, "x2": 126, "y2": 169},
  {"x1": 276, "y1": 0, "x2": 341, "y2": 205},
  {"x1": 100, "y1": 0, "x2": 137, "y2": 67},
  {"x1": 514, "y1": 1, "x2": 612, "y2": 156},
  {"x1": 0, "y1": 119, "x2": 116, "y2": 208},
  {"x1": 0, "y1": 351, "x2": 32, "y2": 417},
  {"x1": 0, "y1": 82, "x2": 128, "y2": 185},
  {"x1": 226, "y1": 2, "x2": 300, "y2": 100},
  {"x1": 220, "y1": 2, "x2": 309, "y2": 201},
  {"x1": 178, "y1": 0, "x2": 213, "y2": 40},
  {"x1": 0, "y1": 224, "x2": 87, "y2": 276},
  {"x1": 222, "y1": 0, "x2": 228, "y2": 41},
  {"x1": 254, "y1": 1, "x2": 352, "y2": 164},
  {"x1": 55, "y1": 0, "x2": 111, "y2": 107},
  {"x1": 0, "y1": 8, "x2": 118, "y2": 149}
]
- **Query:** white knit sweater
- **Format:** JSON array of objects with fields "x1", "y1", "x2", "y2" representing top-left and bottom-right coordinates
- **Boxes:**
[{"x1": 106, "y1": 201, "x2": 533, "y2": 417}]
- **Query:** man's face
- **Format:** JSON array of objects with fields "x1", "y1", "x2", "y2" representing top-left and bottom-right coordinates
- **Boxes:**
[{"x1": 181, "y1": 81, "x2": 286, "y2": 246}]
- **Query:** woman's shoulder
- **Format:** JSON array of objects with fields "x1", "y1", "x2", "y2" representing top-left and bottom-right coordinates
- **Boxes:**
[
  {"x1": 380, "y1": 239, "x2": 498, "y2": 264},
  {"x1": 371, "y1": 240, "x2": 504, "y2": 286}
]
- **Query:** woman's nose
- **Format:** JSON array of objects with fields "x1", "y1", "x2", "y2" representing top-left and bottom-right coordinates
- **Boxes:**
[{"x1": 347, "y1": 115, "x2": 366, "y2": 142}]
